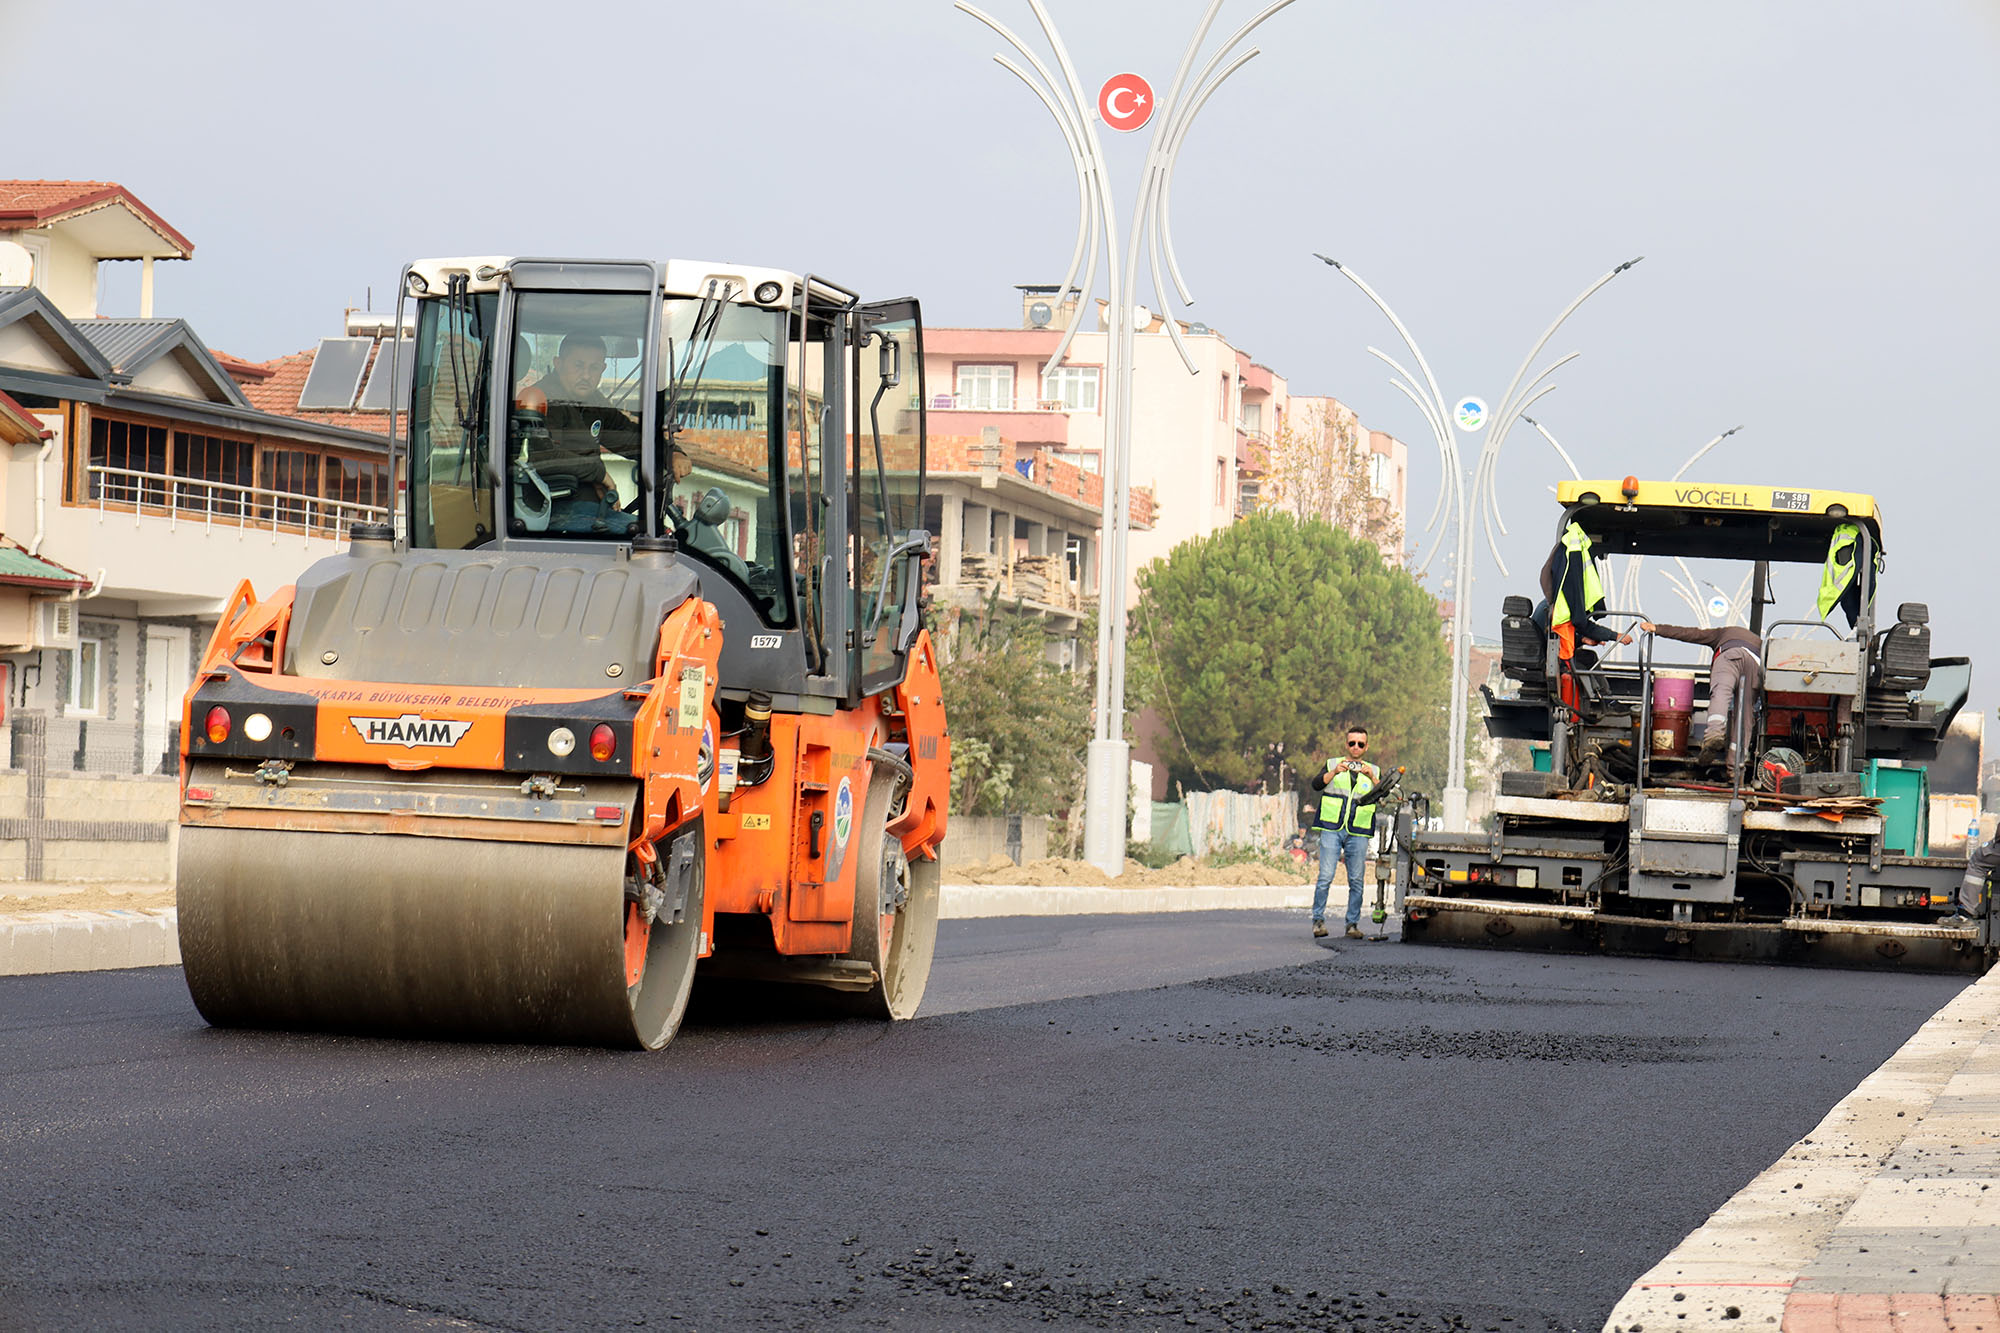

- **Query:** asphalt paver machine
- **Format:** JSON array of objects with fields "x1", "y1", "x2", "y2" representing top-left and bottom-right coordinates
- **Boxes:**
[
  {"x1": 175, "y1": 257, "x2": 949, "y2": 1046},
  {"x1": 1396, "y1": 478, "x2": 1992, "y2": 973}
]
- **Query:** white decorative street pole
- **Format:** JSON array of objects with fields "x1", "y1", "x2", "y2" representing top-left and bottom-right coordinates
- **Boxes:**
[
  {"x1": 1316, "y1": 255, "x2": 1642, "y2": 831},
  {"x1": 961, "y1": 0, "x2": 1297, "y2": 874}
]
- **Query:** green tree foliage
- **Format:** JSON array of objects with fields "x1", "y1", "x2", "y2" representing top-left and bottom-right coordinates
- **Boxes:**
[
  {"x1": 1128, "y1": 511, "x2": 1448, "y2": 793},
  {"x1": 939, "y1": 597, "x2": 1093, "y2": 817}
]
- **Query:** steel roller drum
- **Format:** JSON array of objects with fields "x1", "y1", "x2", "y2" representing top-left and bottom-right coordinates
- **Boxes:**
[{"x1": 179, "y1": 825, "x2": 664, "y2": 1047}]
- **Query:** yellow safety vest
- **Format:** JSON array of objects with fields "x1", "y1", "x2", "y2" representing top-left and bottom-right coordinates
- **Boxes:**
[
  {"x1": 1816, "y1": 522, "x2": 1860, "y2": 621},
  {"x1": 1317, "y1": 762, "x2": 1379, "y2": 834},
  {"x1": 1550, "y1": 522, "x2": 1604, "y2": 628}
]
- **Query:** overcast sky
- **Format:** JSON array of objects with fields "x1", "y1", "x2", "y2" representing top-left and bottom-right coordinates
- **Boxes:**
[{"x1": 10, "y1": 0, "x2": 1999, "y2": 717}]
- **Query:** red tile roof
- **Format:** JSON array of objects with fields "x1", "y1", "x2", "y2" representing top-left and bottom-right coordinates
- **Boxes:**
[
  {"x1": 0, "y1": 388, "x2": 50, "y2": 444},
  {"x1": 208, "y1": 348, "x2": 275, "y2": 381},
  {"x1": 229, "y1": 344, "x2": 391, "y2": 440},
  {"x1": 0, "y1": 180, "x2": 194, "y2": 258}
]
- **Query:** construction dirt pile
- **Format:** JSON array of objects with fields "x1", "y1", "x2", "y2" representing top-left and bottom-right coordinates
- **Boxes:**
[{"x1": 945, "y1": 854, "x2": 1307, "y2": 888}]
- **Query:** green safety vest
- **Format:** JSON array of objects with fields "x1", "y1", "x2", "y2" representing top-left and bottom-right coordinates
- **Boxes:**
[
  {"x1": 1318, "y1": 762, "x2": 1379, "y2": 835},
  {"x1": 1550, "y1": 522, "x2": 1604, "y2": 628},
  {"x1": 1816, "y1": 522, "x2": 1861, "y2": 621}
]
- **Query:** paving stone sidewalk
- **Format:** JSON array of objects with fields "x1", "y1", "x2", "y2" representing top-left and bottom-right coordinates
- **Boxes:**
[{"x1": 1604, "y1": 964, "x2": 2000, "y2": 1333}]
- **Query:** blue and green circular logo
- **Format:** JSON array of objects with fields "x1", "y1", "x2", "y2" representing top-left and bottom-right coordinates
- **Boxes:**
[{"x1": 833, "y1": 777, "x2": 854, "y2": 849}]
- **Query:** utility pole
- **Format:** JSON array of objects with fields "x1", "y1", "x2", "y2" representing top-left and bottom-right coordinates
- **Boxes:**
[
  {"x1": 1316, "y1": 255, "x2": 1642, "y2": 830},
  {"x1": 961, "y1": 0, "x2": 1298, "y2": 872}
]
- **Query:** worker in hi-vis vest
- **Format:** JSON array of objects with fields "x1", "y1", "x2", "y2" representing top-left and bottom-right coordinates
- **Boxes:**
[
  {"x1": 1538, "y1": 521, "x2": 1631, "y2": 711},
  {"x1": 1816, "y1": 521, "x2": 1874, "y2": 631},
  {"x1": 1310, "y1": 725, "x2": 1380, "y2": 940}
]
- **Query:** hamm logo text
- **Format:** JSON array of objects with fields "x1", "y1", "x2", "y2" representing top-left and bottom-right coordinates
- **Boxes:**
[{"x1": 349, "y1": 714, "x2": 475, "y2": 748}]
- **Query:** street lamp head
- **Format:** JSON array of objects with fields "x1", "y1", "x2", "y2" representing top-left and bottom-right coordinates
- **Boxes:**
[
  {"x1": 1312, "y1": 253, "x2": 1342, "y2": 269},
  {"x1": 1615, "y1": 256, "x2": 1645, "y2": 273}
]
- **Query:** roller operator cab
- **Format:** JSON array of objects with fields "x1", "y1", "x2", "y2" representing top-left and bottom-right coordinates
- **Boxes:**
[
  {"x1": 1396, "y1": 478, "x2": 1992, "y2": 974},
  {"x1": 176, "y1": 257, "x2": 950, "y2": 1048}
]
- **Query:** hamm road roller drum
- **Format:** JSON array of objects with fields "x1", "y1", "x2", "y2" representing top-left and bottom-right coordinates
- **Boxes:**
[{"x1": 178, "y1": 765, "x2": 707, "y2": 1049}]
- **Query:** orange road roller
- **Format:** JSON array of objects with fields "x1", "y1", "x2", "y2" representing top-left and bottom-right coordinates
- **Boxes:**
[{"x1": 177, "y1": 257, "x2": 949, "y2": 1048}]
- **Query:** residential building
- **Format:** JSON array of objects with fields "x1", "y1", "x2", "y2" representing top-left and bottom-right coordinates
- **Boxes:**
[
  {"x1": 923, "y1": 426, "x2": 1156, "y2": 669},
  {"x1": 928, "y1": 288, "x2": 1284, "y2": 604},
  {"x1": 0, "y1": 181, "x2": 393, "y2": 778},
  {"x1": 1272, "y1": 394, "x2": 1410, "y2": 561}
]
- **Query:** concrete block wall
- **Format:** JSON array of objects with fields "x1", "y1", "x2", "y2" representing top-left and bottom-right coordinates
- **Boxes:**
[
  {"x1": 944, "y1": 815, "x2": 1052, "y2": 868},
  {"x1": 0, "y1": 768, "x2": 176, "y2": 883}
]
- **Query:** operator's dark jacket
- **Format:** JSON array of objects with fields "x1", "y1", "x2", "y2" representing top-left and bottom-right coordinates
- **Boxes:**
[
  {"x1": 1537, "y1": 542, "x2": 1618, "y2": 643},
  {"x1": 526, "y1": 378, "x2": 640, "y2": 488}
]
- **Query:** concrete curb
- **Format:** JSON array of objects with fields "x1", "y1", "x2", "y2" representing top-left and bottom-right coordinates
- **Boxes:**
[
  {"x1": 0, "y1": 908, "x2": 181, "y2": 977},
  {"x1": 1602, "y1": 965, "x2": 2000, "y2": 1331},
  {"x1": 0, "y1": 884, "x2": 1316, "y2": 978}
]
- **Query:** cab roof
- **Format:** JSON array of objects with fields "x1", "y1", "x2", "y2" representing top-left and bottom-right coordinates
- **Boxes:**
[
  {"x1": 404, "y1": 256, "x2": 822, "y2": 306},
  {"x1": 1555, "y1": 479, "x2": 1883, "y2": 563}
]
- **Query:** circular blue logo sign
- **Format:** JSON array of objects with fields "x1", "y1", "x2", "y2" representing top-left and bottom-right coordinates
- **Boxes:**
[{"x1": 833, "y1": 777, "x2": 854, "y2": 848}]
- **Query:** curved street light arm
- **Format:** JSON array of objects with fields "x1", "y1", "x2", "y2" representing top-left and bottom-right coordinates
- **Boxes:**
[
  {"x1": 961, "y1": 2, "x2": 1109, "y2": 371},
  {"x1": 1669, "y1": 558, "x2": 1710, "y2": 627},
  {"x1": 1388, "y1": 378, "x2": 1455, "y2": 574},
  {"x1": 1492, "y1": 351, "x2": 1580, "y2": 444},
  {"x1": 1521, "y1": 415, "x2": 1582, "y2": 481},
  {"x1": 1475, "y1": 380, "x2": 1560, "y2": 551},
  {"x1": 1145, "y1": 207, "x2": 1201, "y2": 374},
  {"x1": 1361, "y1": 341, "x2": 1457, "y2": 538},
  {"x1": 1155, "y1": 43, "x2": 1270, "y2": 308},
  {"x1": 1368, "y1": 346, "x2": 1452, "y2": 454},
  {"x1": 1670, "y1": 425, "x2": 1743, "y2": 482},
  {"x1": 1317, "y1": 256, "x2": 1456, "y2": 469},
  {"x1": 1480, "y1": 259, "x2": 1641, "y2": 479},
  {"x1": 991, "y1": 54, "x2": 1099, "y2": 371}
]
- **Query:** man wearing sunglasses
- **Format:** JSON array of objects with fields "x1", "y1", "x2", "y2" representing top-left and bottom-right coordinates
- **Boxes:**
[{"x1": 1309, "y1": 727, "x2": 1381, "y2": 939}]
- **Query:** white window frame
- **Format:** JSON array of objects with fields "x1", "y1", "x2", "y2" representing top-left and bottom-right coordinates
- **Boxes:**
[
  {"x1": 1239, "y1": 400, "x2": 1263, "y2": 434},
  {"x1": 954, "y1": 364, "x2": 1015, "y2": 411},
  {"x1": 1370, "y1": 452, "x2": 1395, "y2": 499},
  {"x1": 19, "y1": 234, "x2": 50, "y2": 292},
  {"x1": 70, "y1": 636, "x2": 104, "y2": 716},
  {"x1": 1040, "y1": 364, "x2": 1099, "y2": 412}
]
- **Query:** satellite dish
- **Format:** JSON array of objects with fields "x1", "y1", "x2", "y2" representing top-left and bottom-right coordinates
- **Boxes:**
[
  {"x1": 0, "y1": 240, "x2": 33, "y2": 289},
  {"x1": 1131, "y1": 304, "x2": 1152, "y2": 330},
  {"x1": 1028, "y1": 301, "x2": 1053, "y2": 328}
]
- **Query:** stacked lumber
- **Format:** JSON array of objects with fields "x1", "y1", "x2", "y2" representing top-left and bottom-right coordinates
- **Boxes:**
[
  {"x1": 1014, "y1": 554, "x2": 1061, "y2": 604},
  {"x1": 959, "y1": 552, "x2": 1001, "y2": 588}
]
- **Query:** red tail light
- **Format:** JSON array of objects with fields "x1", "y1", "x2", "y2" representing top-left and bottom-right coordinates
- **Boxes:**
[
  {"x1": 205, "y1": 707, "x2": 231, "y2": 743},
  {"x1": 589, "y1": 724, "x2": 617, "y2": 762}
]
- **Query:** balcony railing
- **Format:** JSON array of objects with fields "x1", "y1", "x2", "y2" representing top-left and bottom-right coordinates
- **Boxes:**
[
  {"x1": 931, "y1": 394, "x2": 1081, "y2": 413},
  {"x1": 87, "y1": 465, "x2": 390, "y2": 539}
]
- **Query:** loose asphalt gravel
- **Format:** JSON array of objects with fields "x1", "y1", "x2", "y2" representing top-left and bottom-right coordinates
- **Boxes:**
[{"x1": 0, "y1": 911, "x2": 1972, "y2": 1332}]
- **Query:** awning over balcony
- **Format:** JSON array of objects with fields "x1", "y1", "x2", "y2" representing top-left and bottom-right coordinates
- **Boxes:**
[{"x1": 0, "y1": 540, "x2": 91, "y2": 590}]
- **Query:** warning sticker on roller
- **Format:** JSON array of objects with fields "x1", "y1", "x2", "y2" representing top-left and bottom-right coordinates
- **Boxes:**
[{"x1": 678, "y1": 667, "x2": 704, "y2": 729}]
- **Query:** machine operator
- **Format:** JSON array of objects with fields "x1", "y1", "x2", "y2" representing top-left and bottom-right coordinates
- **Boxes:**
[{"x1": 515, "y1": 333, "x2": 640, "y2": 535}]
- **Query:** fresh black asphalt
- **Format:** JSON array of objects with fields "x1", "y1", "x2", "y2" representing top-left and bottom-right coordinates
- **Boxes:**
[{"x1": 0, "y1": 911, "x2": 1970, "y2": 1332}]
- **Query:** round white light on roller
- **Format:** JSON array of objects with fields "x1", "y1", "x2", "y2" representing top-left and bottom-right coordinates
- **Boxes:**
[
  {"x1": 244, "y1": 713, "x2": 273, "y2": 742},
  {"x1": 547, "y1": 727, "x2": 576, "y2": 757}
]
